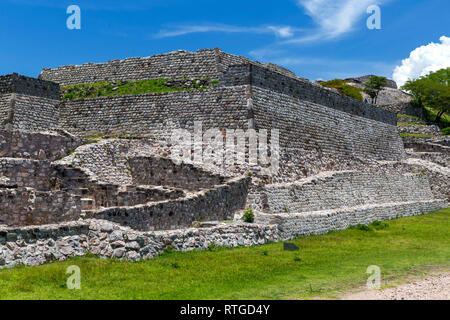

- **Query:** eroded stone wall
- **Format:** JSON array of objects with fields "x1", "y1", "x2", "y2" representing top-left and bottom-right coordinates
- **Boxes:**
[
  {"x1": 130, "y1": 157, "x2": 225, "y2": 191},
  {"x1": 247, "y1": 171, "x2": 436, "y2": 213},
  {"x1": 39, "y1": 48, "x2": 298, "y2": 87},
  {"x1": 0, "y1": 219, "x2": 278, "y2": 268},
  {"x1": 0, "y1": 73, "x2": 60, "y2": 99},
  {"x1": 0, "y1": 159, "x2": 54, "y2": 191},
  {"x1": 59, "y1": 86, "x2": 249, "y2": 136},
  {"x1": 0, "y1": 130, "x2": 84, "y2": 161},
  {"x1": 0, "y1": 188, "x2": 81, "y2": 226},
  {"x1": 252, "y1": 85, "x2": 405, "y2": 161},
  {"x1": 85, "y1": 177, "x2": 250, "y2": 231},
  {"x1": 256, "y1": 200, "x2": 448, "y2": 240}
]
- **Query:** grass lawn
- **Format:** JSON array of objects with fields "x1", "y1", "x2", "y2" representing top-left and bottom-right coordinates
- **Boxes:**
[{"x1": 0, "y1": 208, "x2": 449, "y2": 300}]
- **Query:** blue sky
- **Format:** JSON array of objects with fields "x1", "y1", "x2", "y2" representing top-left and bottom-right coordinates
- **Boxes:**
[{"x1": 1, "y1": 0, "x2": 449, "y2": 83}]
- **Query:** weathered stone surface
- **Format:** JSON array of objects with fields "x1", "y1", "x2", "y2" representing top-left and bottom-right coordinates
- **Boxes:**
[{"x1": 0, "y1": 48, "x2": 447, "y2": 269}]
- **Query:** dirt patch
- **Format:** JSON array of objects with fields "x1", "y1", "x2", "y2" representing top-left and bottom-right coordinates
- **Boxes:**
[{"x1": 342, "y1": 271, "x2": 450, "y2": 300}]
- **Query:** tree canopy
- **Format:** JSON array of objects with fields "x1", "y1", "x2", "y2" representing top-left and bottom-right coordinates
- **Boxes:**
[
  {"x1": 401, "y1": 68, "x2": 450, "y2": 125},
  {"x1": 363, "y1": 76, "x2": 387, "y2": 104}
]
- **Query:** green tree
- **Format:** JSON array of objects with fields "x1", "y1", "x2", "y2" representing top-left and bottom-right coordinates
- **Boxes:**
[
  {"x1": 364, "y1": 76, "x2": 388, "y2": 104},
  {"x1": 401, "y1": 68, "x2": 450, "y2": 125}
]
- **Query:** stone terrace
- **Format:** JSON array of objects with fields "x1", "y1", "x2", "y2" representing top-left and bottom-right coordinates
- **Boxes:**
[{"x1": 0, "y1": 48, "x2": 448, "y2": 268}]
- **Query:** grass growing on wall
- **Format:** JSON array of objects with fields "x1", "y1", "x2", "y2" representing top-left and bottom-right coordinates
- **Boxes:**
[
  {"x1": 399, "y1": 132, "x2": 434, "y2": 139},
  {"x1": 0, "y1": 208, "x2": 449, "y2": 300},
  {"x1": 61, "y1": 78, "x2": 217, "y2": 101},
  {"x1": 319, "y1": 79, "x2": 364, "y2": 102}
]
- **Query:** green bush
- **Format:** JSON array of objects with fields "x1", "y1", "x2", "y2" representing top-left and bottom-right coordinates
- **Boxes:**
[
  {"x1": 442, "y1": 127, "x2": 450, "y2": 136},
  {"x1": 243, "y1": 207, "x2": 255, "y2": 223},
  {"x1": 349, "y1": 224, "x2": 372, "y2": 231},
  {"x1": 370, "y1": 220, "x2": 389, "y2": 230},
  {"x1": 319, "y1": 79, "x2": 364, "y2": 102}
]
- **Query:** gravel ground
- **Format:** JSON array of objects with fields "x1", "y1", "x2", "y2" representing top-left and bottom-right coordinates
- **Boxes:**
[{"x1": 343, "y1": 272, "x2": 450, "y2": 300}]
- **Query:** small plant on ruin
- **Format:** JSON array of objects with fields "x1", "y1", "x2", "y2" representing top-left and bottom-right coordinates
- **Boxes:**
[
  {"x1": 319, "y1": 79, "x2": 364, "y2": 102},
  {"x1": 243, "y1": 207, "x2": 255, "y2": 223},
  {"x1": 247, "y1": 171, "x2": 253, "y2": 177},
  {"x1": 364, "y1": 76, "x2": 387, "y2": 104},
  {"x1": 208, "y1": 241, "x2": 218, "y2": 251},
  {"x1": 349, "y1": 224, "x2": 372, "y2": 232},
  {"x1": 162, "y1": 246, "x2": 176, "y2": 255},
  {"x1": 283, "y1": 206, "x2": 290, "y2": 213},
  {"x1": 370, "y1": 220, "x2": 389, "y2": 230}
]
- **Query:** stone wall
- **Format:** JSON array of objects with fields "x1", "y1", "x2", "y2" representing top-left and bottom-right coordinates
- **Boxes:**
[
  {"x1": 39, "y1": 48, "x2": 298, "y2": 87},
  {"x1": 223, "y1": 64, "x2": 397, "y2": 125},
  {"x1": 0, "y1": 219, "x2": 278, "y2": 268},
  {"x1": 0, "y1": 94, "x2": 60, "y2": 132},
  {"x1": 59, "y1": 86, "x2": 249, "y2": 136},
  {"x1": 398, "y1": 125, "x2": 441, "y2": 136},
  {"x1": 252, "y1": 86, "x2": 405, "y2": 161},
  {"x1": 85, "y1": 176, "x2": 250, "y2": 231},
  {"x1": 130, "y1": 157, "x2": 225, "y2": 191},
  {"x1": 247, "y1": 171, "x2": 436, "y2": 213},
  {"x1": 1, "y1": 198, "x2": 446, "y2": 268},
  {"x1": 0, "y1": 130, "x2": 85, "y2": 161},
  {"x1": 0, "y1": 73, "x2": 60, "y2": 99},
  {"x1": 378, "y1": 102, "x2": 426, "y2": 118},
  {"x1": 40, "y1": 49, "x2": 224, "y2": 86},
  {"x1": 0, "y1": 188, "x2": 81, "y2": 226},
  {"x1": 0, "y1": 159, "x2": 54, "y2": 191},
  {"x1": 256, "y1": 200, "x2": 447, "y2": 240},
  {"x1": 0, "y1": 94, "x2": 11, "y2": 126}
]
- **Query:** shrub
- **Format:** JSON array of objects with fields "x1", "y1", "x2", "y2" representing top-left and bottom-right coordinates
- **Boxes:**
[
  {"x1": 349, "y1": 224, "x2": 372, "y2": 231},
  {"x1": 208, "y1": 241, "x2": 218, "y2": 251},
  {"x1": 319, "y1": 79, "x2": 364, "y2": 102},
  {"x1": 370, "y1": 220, "x2": 389, "y2": 230},
  {"x1": 243, "y1": 207, "x2": 255, "y2": 223},
  {"x1": 442, "y1": 127, "x2": 450, "y2": 136}
]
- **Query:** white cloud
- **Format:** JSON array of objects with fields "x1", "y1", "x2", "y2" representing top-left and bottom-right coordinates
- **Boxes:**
[
  {"x1": 290, "y1": 0, "x2": 384, "y2": 43},
  {"x1": 155, "y1": 24, "x2": 300, "y2": 39},
  {"x1": 393, "y1": 36, "x2": 450, "y2": 87}
]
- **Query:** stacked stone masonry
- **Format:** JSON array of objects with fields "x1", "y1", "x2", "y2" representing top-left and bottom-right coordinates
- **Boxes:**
[
  {"x1": 39, "y1": 48, "x2": 297, "y2": 86},
  {"x1": 247, "y1": 171, "x2": 436, "y2": 213},
  {"x1": 0, "y1": 48, "x2": 447, "y2": 268}
]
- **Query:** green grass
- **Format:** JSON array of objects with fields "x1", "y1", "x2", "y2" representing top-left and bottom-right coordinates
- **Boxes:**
[
  {"x1": 61, "y1": 78, "x2": 215, "y2": 101},
  {"x1": 319, "y1": 79, "x2": 364, "y2": 102},
  {"x1": 0, "y1": 208, "x2": 449, "y2": 300},
  {"x1": 442, "y1": 127, "x2": 450, "y2": 136},
  {"x1": 400, "y1": 132, "x2": 434, "y2": 139},
  {"x1": 397, "y1": 122, "x2": 427, "y2": 126},
  {"x1": 397, "y1": 114, "x2": 421, "y2": 119}
]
